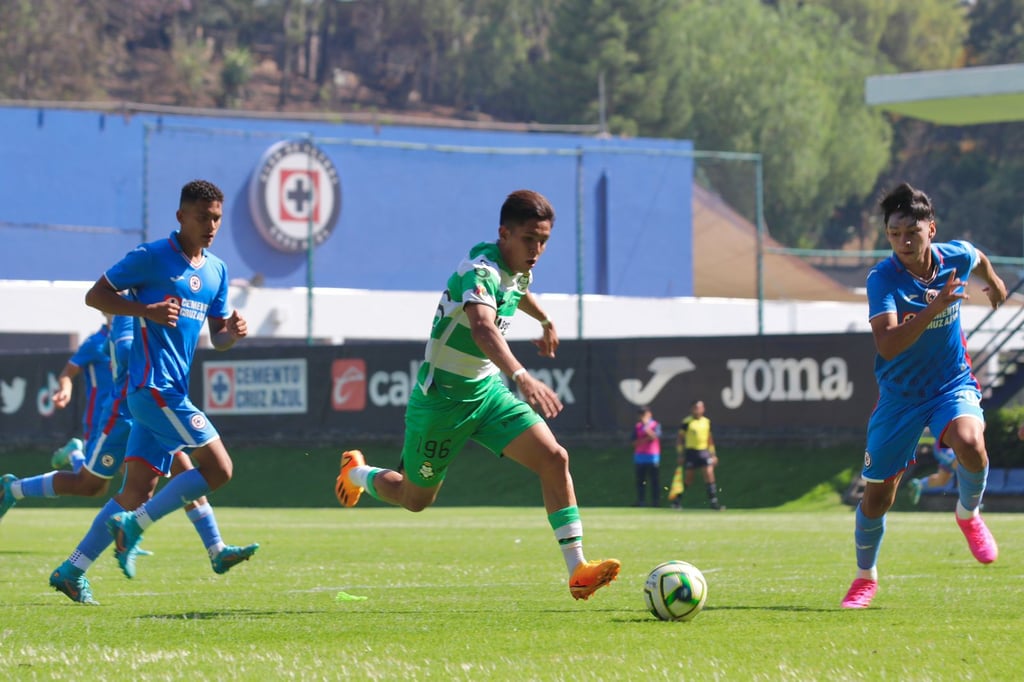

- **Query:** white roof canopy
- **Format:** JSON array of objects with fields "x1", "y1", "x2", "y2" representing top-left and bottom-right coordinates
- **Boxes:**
[{"x1": 865, "y1": 63, "x2": 1024, "y2": 125}]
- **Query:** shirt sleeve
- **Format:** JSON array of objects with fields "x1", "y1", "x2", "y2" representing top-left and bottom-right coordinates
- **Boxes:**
[
  {"x1": 104, "y1": 245, "x2": 153, "y2": 292},
  {"x1": 866, "y1": 267, "x2": 895, "y2": 321}
]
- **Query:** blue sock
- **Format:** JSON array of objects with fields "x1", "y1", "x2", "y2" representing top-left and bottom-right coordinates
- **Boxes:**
[
  {"x1": 186, "y1": 502, "x2": 222, "y2": 552},
  {"x1": 72, "y1": 498, "x2": 125, "y2": 567},
  {"x1": 854, "y1": 503, "x2": 885, "y2": 571},
  {"x1": 70, "y1": 451, "x2": 86, "y2": 473},
  {"x1": 18, "y1": 471, "x2": 58, "y2": 498},
  {"x1": 957, "y1": 465, "x2": 987, "y2": 512},
  {"x1": 139, "y1": 469, "x2": 211, "y2": 526}
]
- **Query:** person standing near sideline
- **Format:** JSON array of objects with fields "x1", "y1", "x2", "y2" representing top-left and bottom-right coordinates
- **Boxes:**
[
  {"x1": 632, "y1": 406, "x2": 662, "y2": 507},
  {"x1": 335, "y1": 189, "x2": 621, "y2": 601},
  {"x1": 841, "y1": 182, "x2": 1005, "y2": 609},
  {"x1": 676, "y1": 400, "x2": 723, "y2": 510}
]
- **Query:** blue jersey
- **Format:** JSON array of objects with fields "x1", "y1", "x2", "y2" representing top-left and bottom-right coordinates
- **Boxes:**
[
  {"x1": 103, "y1": 232, "x2": 231, "y2": 396},
  {"x1": 69, "y1": 324, "x2": 113, "y2": 438},
  {"x1": 866, "y1": 240, "x2": 979, "y2": 402}
]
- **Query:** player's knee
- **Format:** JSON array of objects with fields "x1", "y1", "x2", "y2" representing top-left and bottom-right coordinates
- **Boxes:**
[
  {"x1": 403, "y1": 499, "x2": 432, "y2": 512},
  {"x1": 547, "y1": 445, "x2": 570, "y2": 472}
]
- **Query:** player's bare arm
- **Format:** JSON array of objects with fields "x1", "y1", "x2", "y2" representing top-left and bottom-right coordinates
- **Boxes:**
[
  {"x1": 465, "y1": 301, "x2": 562, "y2": 419},
  {"x1": 518, "y1": 291, "x2": 558, "y2": 358},
  {"x1": 209, "y1": 310, "x2": 248, "y2": 350},
  {"x1": 871, "y1": 272, "x2": 966, "y2": 360},
  {"x1": 85, "y1": 276, "x2": 181, "y2": 327},
  {"x1": 975, "y1": 251, "x2": 1007, "y2": 309},
  {"x1": 51, "y1": 362, "x2": 80, "y2": 408}
]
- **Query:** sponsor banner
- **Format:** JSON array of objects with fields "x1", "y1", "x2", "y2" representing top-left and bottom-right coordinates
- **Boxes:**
[
  {"x1": 203, "y1": 358, "x2": 308, "y2": 415},
  {"x1": 1, "y1": 334, "x2": 880, "y2": 445},
  {"x1": 0, "y1": 352, "x2": 80, "y2": 443},
  {"x1": 583, "y1": 334, "x2": 877, "y2": 431}
]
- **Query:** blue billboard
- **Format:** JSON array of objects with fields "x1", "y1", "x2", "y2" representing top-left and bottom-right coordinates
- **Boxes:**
[{"x1": 0, "y1": 105, "x2": 694, "y2": 297}]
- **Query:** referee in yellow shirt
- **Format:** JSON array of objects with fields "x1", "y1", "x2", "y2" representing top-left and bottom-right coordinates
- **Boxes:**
[{"x1": 676, "y1": 399, "x2": 724, "y2": 510}]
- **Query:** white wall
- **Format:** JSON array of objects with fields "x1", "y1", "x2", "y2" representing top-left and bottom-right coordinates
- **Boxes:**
[{"x1": 4, "y1": 279, "x2": 1020, "y2": 350}]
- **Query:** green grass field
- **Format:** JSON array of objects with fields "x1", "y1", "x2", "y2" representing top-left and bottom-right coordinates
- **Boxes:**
[{"x1": 2, "y1": 506, "x2": 1022, "y2": 680}]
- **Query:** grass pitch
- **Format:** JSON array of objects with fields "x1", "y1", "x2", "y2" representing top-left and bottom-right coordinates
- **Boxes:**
[{"x1": 1, "y1": 506, "x2": 1022, "y2": 680}]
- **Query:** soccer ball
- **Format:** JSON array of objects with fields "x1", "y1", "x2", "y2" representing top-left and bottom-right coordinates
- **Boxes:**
[{"x1": 643, "y1": 560, "x2": 708, "y2": 622}]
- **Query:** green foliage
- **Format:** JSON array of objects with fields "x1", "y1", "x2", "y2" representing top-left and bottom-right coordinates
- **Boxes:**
[
  {"x1": 967, "y1": 0, "x2": 1024, "y2": 65},
  {"x1": 3, "y1": 508, "x2": 1024, "y2": 679},
  {"x1": 220, "y1": 46, "x2": 254, "y2": 107},
  {"x1": 986, "y1": 405, "x2": 1024, "y2": 467}
]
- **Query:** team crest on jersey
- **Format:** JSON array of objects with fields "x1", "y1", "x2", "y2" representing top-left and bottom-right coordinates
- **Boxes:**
[
  {"x1": 248, "y1": 139, "x2": 342, "y2": 253},
  {"x1": 516, "y1": 275, "x2": 528, "y2": 292},
  {"x1": 925, "y1": 289, "x2": 939, "y2": 303},
  {"x1": 188, "y1": 275, "x2": 202, "y2": 292},
  {"x1": 419, "y1": 461, "x2": 435, "y2": 480},
  {"x1": 101, "y1": 453, "x2": 115, "y2": 468},
  {"x1": 190, "y1": 414, "x2": 207, "y2": 430}
]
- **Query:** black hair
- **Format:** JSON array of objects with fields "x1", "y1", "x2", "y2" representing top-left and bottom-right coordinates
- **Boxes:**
[
  {"x1": 500, "y1": 189, "x2": 555, "y2": 228},
  {"x1": 180, "y1": 179, "x2": 225, "y2": 207},
  {"x1": 879, "y1": 182, "x2": 934, "y2": 227}
]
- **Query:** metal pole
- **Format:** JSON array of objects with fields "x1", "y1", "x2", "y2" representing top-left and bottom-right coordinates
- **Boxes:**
[
  {"x1": 306, "y1": 133, "x2": 315, "y2": 346},
  {"x1": 755, "y1": 154, "x2": 765, "y2": 335},
  {"x1": 142, "y1": 124, "x2": 151, "y2": 242},
  {"x1": 576, "y1": 148, "x2": 585, "y2": 339}
]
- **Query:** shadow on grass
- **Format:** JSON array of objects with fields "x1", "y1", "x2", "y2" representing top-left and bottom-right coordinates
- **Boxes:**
[{"x1": 138, "y1": 609, "x2": 335, "y2": 620}]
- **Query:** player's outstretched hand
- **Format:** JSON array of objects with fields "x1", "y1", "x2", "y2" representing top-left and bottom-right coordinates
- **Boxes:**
[
  {"x1": 52, "y1": 385, "x2": 72, "y2": 409},
  {"x1": 933, "y1": 269, "x2": 968, "y2": 309},
  {"x1": 532, "y1": 319, "x2": 558, "y2": 359},
  {"x1": 226, "y1": 309, "x2": 248, "y2": 339},
  {"x1": 515, "y1": 372, "x2": 562, "y2": 419}
]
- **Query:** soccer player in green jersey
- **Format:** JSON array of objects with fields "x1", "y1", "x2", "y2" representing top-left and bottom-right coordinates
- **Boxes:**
[{"x1": 336, "y1": 189, "x2": 620, "y2": 600}]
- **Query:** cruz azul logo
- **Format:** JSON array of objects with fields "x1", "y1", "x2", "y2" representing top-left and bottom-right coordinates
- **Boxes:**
[
  {"x1": 248, "y1": 139, "x2": 342, "y2": 253},
  {"x1": 721, "y1": 357, "x2": 853, "y2": 409}
]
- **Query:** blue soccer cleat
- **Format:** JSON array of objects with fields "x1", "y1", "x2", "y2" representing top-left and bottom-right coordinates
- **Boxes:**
[
  {"x1": 50, "y1": 437, "x2": 84, "y2": 470},
  {"x1": 106, "y1": 511, "x2": 144, "y2": 579},
  {"x1": 50, "y1": 561, "x2": 99, "y2": 605},
  {"x1": 211, "y1": 543, "x2": 260, "y2": 575},
  {"x1": 0, "y1": 474, "x2": 17, "y2": 521}
]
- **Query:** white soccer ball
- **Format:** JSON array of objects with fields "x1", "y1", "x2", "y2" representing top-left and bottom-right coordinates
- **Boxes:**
[{"x1": 643, "y1": 560, "x2": 708, "y2": 622}]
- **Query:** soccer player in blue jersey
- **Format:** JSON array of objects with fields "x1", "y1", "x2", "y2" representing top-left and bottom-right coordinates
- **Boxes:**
[
  {"x1": 51, "y1": 318, "x2": 114, "y2": 471},
  {"x1": 82, "y1": 179, "x2": 254, "y2": 582},
  {"x1": 841, "y1": 182, "x2": 1006, "y2": 609},
  {"x1": 0, "y1": 313, "x2": 259, "y2": 603}
]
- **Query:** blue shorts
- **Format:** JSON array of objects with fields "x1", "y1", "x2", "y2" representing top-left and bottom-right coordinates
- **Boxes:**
[
  {"x1": 126, "y1": 388, "x2": 220, "y2": 476},
  {"x1": 863, "y1": 386, "x2": 982, "y2": 482},
  {"x1": 82, "y1": 397, "x2": 131, "y2": 479}
]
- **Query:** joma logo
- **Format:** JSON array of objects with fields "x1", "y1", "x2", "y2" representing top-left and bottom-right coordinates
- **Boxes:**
[{"x1": 721, "y1": 357, "x2": 853, "y2": 409}]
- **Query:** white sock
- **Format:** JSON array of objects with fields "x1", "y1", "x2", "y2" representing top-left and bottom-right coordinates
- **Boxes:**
[
  {"x1": 553, "y1": 520, "x2": 586, "y2": 574},
  {"x1": 348, "y1": 465, "x2": 374, "y2": 488},
  {"x1": 855, "y1": 567, "x2": 878, "y2": 581},
  {"x1": 955, "y1": 500, "x2": 979, "y2": 520}
]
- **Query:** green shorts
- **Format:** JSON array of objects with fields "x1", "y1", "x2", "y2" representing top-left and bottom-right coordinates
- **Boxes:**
[{"x1": 401, "y1": 375, "x2": 543, "y2": 487}]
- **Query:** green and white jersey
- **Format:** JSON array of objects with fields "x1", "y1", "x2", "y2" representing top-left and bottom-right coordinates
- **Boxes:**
[{"x1": 417, "y1": 241, "x2": 531, "y2": 401}]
